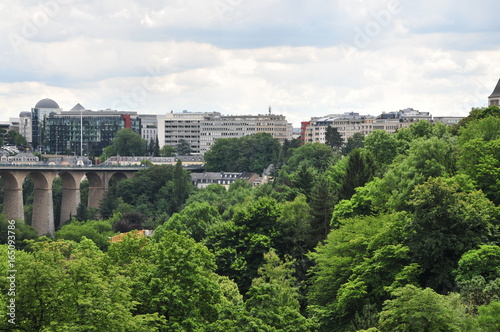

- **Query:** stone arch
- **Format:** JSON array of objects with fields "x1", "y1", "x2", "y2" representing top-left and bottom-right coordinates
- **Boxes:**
[{"x1": 108, "y1": 171, "x2": 132, "y2": 185}]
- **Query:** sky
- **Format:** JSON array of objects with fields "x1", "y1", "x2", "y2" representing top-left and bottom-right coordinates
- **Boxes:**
[{"x1": 1, "y1": 0, "x2": 499, "y2": 127}]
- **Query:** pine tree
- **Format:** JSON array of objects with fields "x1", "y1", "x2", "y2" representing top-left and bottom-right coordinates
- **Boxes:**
[
  {"x1": 325, "y1": 125, "x2": 343, "y2": 151},
  {"x1": 154, "y1": 136, "x2": 160, "y2": 157}
]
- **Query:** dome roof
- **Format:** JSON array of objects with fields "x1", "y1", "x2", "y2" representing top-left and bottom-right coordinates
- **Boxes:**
[
  {"x1": 19, "y1": 111, "x2": 31, "y2": 117},
  {"x1": 34, "y1": 98, "x2": 60, "y2": 109}
]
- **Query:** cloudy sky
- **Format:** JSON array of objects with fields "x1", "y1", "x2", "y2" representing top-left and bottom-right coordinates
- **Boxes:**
[{"x1": 1, "y1": 0, "x2": 499, "y2": 126}]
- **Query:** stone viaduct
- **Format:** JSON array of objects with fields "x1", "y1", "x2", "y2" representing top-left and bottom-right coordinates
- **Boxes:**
[{"x1": 0, "y1": 166, "x2": 140, "y2": 236}]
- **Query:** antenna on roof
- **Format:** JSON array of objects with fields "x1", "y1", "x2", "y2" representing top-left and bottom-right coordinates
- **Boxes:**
[{"x1": 269, "y1": 105, "x2": 271, "y2": 114}]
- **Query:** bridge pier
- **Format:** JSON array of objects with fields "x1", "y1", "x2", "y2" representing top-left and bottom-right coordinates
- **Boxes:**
[
  {"x1": 60, "y1": 172, "x2": 85, "y2": 223},
  {"x1": 31, "y1": 172, "x2": 57, "y2": 236},
  {"x1": 0, "y1": 166, "x2": 138, "y2": 236},
  {"x1": 3, "y1": 188, "x2": 25, "y2": 221},
  {"x1": 0, "y1": 171, "x2": 28, "y2": 222},
  {"x1": 87, "y1": 172, "x2": 106, "y2": 210}
]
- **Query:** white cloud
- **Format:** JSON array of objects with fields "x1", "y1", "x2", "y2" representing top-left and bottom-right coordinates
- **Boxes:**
[{"x1": 0, "y1": 0, "x2": 499, "y2": 127}]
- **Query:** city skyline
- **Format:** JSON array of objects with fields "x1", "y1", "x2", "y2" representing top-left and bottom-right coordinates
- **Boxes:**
[{"x1": 1, "y1": 0, "x2": 499, "y2": 127}]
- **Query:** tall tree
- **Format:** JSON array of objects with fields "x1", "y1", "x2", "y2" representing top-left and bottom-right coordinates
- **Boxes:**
[
  {"x1": 172, "y1": 159, "x2": 192, "y2": 213},
  {"x1": 159, "y1": 145, "x2": 175, "y2": 157},
  {"x1": 378, "y1": 285, "x2": 476, "y2": 332},
  {"x1": 338, "y1": 149, "x2": 376, "y2": 201},
  {"x1": 108, "y1": 128, "x2": 147, "y2": 156},
  {"x1": 154, "y1": 136, "x2": 160, "y2": 157},
  {"x1": 204, "y1": 133, "x2": 280, "y2": 174},
  {"x1": 405, "y1": 176, "x2": 498, "y2": 293},
  {"x1": 342, "y1": 132, "x2": 364, "y2": 156},
  {"x1": 245, "y1": 251, "x2": 318, "y2": 331},
  {"x1": 176, "y1": 139, "x2": 192, "y2": 156},
  {"x1": 325, "y1": 125, "x2": 343, "y2": 151}
]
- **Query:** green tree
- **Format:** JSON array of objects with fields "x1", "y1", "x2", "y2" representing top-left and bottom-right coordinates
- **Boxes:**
[
  {"x1": 286, "y1": 143, "x2": 336, "y2": 172},
  {"x1": 459, "y1": 137, "x2": 500, "y2": 204},
  {"x1": 176, "y1": 138, "x2": 192, "y2": 156},
  {"x1": 157, "y1": 201, "x2": 222, "y2": 242},
  {"x1": 55, "y1": 216, "x2": 119, "y2": 251},
  {"x1": 451, "y1": 105, "x2": 500, "y2": 134},
  {"x1": 478, "y1": 301, "x2": 500, "y2": 332},
  {"x1": 159, "y1": 145, "x2": 176, "y2": 157},
  {"x1": 245, "y1": 251, "x2": 318, "y2": 331},
  {"x1": 363, "y1": 130, "x2": 402, "y2": 173},
  {"x1": 172, "y1": 159, "x2": 192, "y2": 213},
  {"x1": 308, "y1": 213, "x2": 415, "y2": 331},
  {"x1": 107, "y1": 128, "x2": 147, "y2": 157},
  {"x1": 0, "y1": 239, "x2": 160, "y2": 331},
  {"x1": 147, "y1": 138, "x2": 155, "y2": 155},
  {"x1": 458, "y1": 116, "x2": 500, "y2": 143},
  {"x1": 455, "y1": 245, "x2": 500, "y2": 311},
  {"x1": 405, "y1": 176, "x2": 498, "y2": 293},
  {"x1": 205, "y1": 196, "x2": 282, "y2": 293},
  {"x1": 379, "y1": 285, "x2": 476, "y2": 332},
  {"x1": 342, "y1": 132, "x2": 364, "y2": 156},
  {"x1": 325, "y1": 125, "x2": 343, "y2": 151},
  {"x1": 205, "y1": 133, "x2": 280, "y2": 174},
  {"x1": 308, "y1": 179, "x2": 336, "y2": 243},
  {"x1": 132, "y1": 231, "x2": 224, "y2": 330},
  {"x1": 338, "y1": 149, "x2": 376, "y2": 201},
  {"x1": 154, "y1": 136, "x2": 160, "y2": 157}
]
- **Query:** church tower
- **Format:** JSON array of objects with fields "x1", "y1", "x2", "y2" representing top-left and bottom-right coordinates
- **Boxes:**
[{"x1": 488, "y1": 78, "x2": 500, "y2": 106}]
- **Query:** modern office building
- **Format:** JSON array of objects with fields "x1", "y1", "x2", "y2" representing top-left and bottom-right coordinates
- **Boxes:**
[
  {"x1": 199, "y1": 113, "x2": 292, "y2": 153},
  {"x1": 157, "y1": 110, "x2": 293, "y2": 155},
  {"x1": 45, "y1": 103, "x2": 141, "y2": 156},
  {"x1": 139, "y1": 114, "x2": 159, "y2": 144},
  {"x1": 31, "y1": 98, "x2": 63, "y2": 151}
]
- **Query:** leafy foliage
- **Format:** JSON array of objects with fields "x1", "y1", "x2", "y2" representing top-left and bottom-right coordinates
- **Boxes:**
[{"x1": 204, "y1": 133, "x2": 280, "y2": 173}]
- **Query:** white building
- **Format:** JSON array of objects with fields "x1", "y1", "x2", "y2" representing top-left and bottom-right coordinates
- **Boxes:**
[
  {"x1": 139, "y1": 114, "x2": 159, "y2": 144},
  {"x1": 301, "y1": 109, "x2": 439, "y2": 144},
  {"x1": 157, "y1": 111, "x2": 293, "y2": 155}
]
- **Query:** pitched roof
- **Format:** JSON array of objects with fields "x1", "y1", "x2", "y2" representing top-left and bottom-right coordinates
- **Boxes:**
[
  {"x1": 489, "y1": 79, "x2": 500, "y2": 98},
  {"x1": 70, "y1": 103, "x2": 86, "y2": 111}
]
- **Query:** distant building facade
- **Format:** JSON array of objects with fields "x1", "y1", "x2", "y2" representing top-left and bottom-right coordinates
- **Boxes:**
[
  {"x1": 157, "y1": 111, "x2": 293, "y2": 155},
  {"x1": 191, "y1": 171, "x2": 263, "y2": 189},
  {"x1": 31, "y1": 98, "x2": 62, "y2": 151},
  {"x1": 139, "y1": 114, "x2": 159, "y2": 144},
  {"x1": 45, "y1": 103, "x2": 141, "y2": 156},
  {"x1": 301, "y1": 108, "x2": 460, "y2": 144}
]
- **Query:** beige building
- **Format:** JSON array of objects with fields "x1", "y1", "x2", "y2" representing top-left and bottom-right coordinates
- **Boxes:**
[
  {"x1": 301, "y1": 109, "x2": 449, "y2": 144},
  {"x1": 158, "y1": 111, "x2": 293, "y2": 154}
]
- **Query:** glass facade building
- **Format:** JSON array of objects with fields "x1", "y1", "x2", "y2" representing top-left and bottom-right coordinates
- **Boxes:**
[{"x1": 45, "y1": 109, "x2": 141, "y2": 157}]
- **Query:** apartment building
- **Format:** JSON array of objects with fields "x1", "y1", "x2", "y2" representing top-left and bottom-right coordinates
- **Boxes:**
[{"x1": 301, "y1": 109, "x2": 444, "y2": 144}]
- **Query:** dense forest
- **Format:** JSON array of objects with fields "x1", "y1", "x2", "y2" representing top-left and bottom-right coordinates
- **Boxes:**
[{"x1": 1, "y1": 106, "x2": 500, "y2": 331}]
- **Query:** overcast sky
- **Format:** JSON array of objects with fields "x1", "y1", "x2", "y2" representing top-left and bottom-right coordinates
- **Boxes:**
[{"x1": 1, "y1": 0, "x2": 499, "y2": 126}]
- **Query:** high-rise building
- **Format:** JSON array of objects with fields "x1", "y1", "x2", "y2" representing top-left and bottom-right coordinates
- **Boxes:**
[{"x1": 31, "y1": 98, "x2": 62, "y2": 151}]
